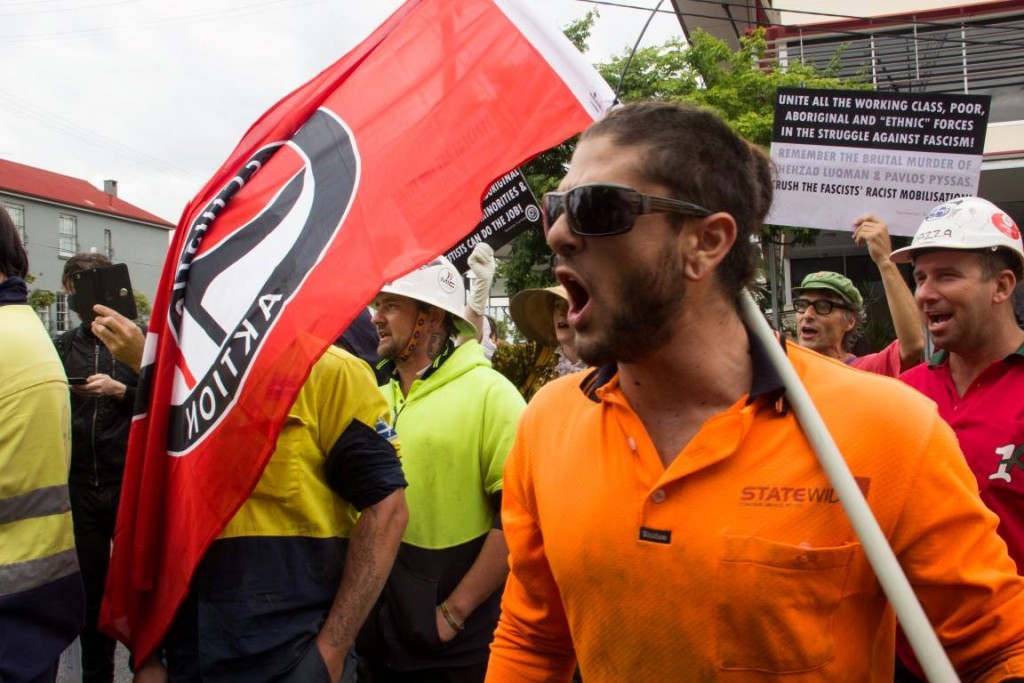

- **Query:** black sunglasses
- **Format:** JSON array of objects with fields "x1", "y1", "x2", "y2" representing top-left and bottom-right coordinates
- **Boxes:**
[
  {"x1": 793, "y1": 298, "x2": 850, "y2": 316},
  {"x1": 542, "y1": 183, "x2": 713, "y2": 237}
]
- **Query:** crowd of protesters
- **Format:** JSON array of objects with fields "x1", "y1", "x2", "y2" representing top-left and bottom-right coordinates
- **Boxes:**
[{"x1": 3, "y1": 98, "x2": 1024, "y2": 683}]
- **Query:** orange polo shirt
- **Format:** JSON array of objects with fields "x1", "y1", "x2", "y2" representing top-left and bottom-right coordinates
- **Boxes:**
[{"x1": 488, "y1": 336, "x2": 1024, "y2": 682}]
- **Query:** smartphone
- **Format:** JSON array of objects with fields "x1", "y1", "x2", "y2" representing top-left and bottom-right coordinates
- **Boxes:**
[
  {"x1": 72, "y1": 263, "x2": 137, "y2": 326},
  {"x1": 67, "y1": 377, "x2": 88, "y2": 385}
]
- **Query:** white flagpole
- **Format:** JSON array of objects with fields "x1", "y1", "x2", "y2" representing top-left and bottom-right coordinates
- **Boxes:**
[{"x1": 738, "y1": 289, "x2": 959, "y2": 683}]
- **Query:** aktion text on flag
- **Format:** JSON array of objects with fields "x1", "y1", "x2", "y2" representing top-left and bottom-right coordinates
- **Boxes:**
[{"x1": 100, "y1": 0, "x2": 614, "y2": 662}]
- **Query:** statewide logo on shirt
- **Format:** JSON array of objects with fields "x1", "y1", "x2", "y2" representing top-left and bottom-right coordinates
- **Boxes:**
[{"x1": 739, "y1": 477, "x2": 871, "y2": 508}]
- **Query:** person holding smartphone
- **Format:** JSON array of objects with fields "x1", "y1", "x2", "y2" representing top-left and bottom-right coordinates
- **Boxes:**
[{"x1": 54, "y1": 252, "x2": 142, "y2": 683}]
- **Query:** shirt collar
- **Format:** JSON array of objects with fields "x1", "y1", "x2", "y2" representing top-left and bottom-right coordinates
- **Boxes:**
[
  {"x1": 926, "y1": 348, "x2": 949, "y2": 368},
  {"x1": 0, "y1": 276, "x2": 28, "y2": 307},
  {"x1": 419, "y1": 338, "x2": 456, "y2": 381},
  {"x1": 579, "y1": 322, "x2": 787, "y2": 405},
  {"x1": 927, "y1": 342, "x2": 1024, "y2": 369}
]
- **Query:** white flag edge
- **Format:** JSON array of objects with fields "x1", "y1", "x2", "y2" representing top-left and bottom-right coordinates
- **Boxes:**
[{"x1": 494, "y1": 0, "x2": 616, "y2": 122}]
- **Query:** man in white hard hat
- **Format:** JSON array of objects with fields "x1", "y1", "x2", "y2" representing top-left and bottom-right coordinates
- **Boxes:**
[
  {"x1": 358, "y1": 256, "x2": 525, "y2": 682},
  {"x1": 893, "y1": 196, "x2": 1024, "y2": 681},
  {"x1": 895, "y1": 197, "x2": 1024, "y2": 570}
]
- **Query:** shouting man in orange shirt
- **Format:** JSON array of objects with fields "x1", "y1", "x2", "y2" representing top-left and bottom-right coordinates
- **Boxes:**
[{"x1": 485, "y1": 101, "x2": 1024, "y2": 682}]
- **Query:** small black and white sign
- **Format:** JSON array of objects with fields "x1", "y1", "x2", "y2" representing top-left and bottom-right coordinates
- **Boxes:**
[{"x1": 445, "y1": 168, "x2": 541, "y2": 272}]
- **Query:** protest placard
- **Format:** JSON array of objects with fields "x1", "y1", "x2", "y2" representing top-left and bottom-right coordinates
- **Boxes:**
[
  {"x1": 766, "y1": 87, "x2": 990, "y2": 236},
  {"x1": 445, "y1": 168, "x2": 541, "y2": 272}
]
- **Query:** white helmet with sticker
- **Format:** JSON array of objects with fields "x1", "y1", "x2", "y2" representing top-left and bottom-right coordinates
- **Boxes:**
[
  {"x1": 891, "y1": 197, "x2": 1024, "y2": 272},
  {"x1": 379, "y1": 256, "x2": 477, "y2": 338}
]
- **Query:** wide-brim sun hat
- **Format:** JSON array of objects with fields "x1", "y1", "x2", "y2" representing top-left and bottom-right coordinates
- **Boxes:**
[{"x1": 509, "y1": 285, "x2": 569, "y2": 347}]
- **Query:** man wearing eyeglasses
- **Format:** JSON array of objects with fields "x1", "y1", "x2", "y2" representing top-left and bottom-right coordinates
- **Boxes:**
[
  {"x1": 793, "y1": 218, "x2": 924, "y2": 377},
  {"x1": 485, "y1": 101, "x2": 1024, "y2": 682}
]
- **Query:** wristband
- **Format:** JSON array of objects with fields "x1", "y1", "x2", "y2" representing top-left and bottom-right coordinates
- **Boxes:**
[{"x1": 439, "y1": 600, "x2": 465, "y2": 632}]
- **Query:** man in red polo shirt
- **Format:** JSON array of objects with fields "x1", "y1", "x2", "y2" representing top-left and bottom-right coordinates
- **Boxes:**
[
  {"x1": 894, "y1": 197, "x2": 1024, "y2": 681},
  {"x1": 895, "y1": 196, "x2": 1024, "y2": 572}
]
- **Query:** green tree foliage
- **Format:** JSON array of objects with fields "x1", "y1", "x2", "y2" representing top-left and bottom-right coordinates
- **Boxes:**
[
  {"x1": 134, "y1": 291, "x2": 152, "y2": 325},
  {"x1": 561, "y1": 8, "x2": 596, "y2": 53},
  {"x1": 634, "y1": 29, "x2": 865, "y2": 148},
  {"x1": 501, "y1": 23, "x2": 869, "y2": 296},
  {"x1": 603, "y1": 38, "x2": 696, "y2": 104},
  {"x1": 27, "y1": 287, "x2": 56, "y2": 309}
]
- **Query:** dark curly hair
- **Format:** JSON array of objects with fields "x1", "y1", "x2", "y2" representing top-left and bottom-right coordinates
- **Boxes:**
[{"x1": 580, "y1": 101, "x2": 772, "y2": 303}]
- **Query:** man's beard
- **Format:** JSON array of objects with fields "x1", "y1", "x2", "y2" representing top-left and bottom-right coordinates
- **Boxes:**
[
  {"x1": 377, "y1": 335, "x2": 402, "y2": 360},
  {"x1": 575, "y1": 250, "x2": 685, "y2": 367}
]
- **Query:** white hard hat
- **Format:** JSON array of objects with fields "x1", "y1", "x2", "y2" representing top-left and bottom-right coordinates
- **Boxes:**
[
  {"x1": 891, "y1": 197, "x2": 1024, "y2": 272},
  {"x1": 380, "y1": 256, "x2": 477, "y2": 338}
]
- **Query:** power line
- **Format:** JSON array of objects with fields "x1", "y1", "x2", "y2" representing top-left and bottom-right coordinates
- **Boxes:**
[
  {"x1": 575, "y1": 0, "x2": 1024, "y2": 50},
  {"x1": 691, "y1": 0, "x2": 1024, "y2": 48},
  {"x1": 0, "y1": 0, "x2": 330, "y2": 43},
  {"x1": 577, "y1": 0, "x2": 1024, "y2": 95},
  {"x1": 0, "y1": 89, "x2": 199, "y2": 179},
  {"x1": 615, "y1": 0, "x2": 670, "y2": 101},
  {"x1": 0, "y1": 0, "x2": 107, "y2": 6},
  {"x1": 0, "y1": 0, "x2": 140, "y2": 18},
  {"x1": 597, "y1": 0, "x2": 1024, "y2": 38},
  {"x1": 766, "y1": 0, "x2": 1024, "y2": 37}
]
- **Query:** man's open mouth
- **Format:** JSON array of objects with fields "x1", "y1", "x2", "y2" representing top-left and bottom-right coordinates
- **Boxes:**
[{"x1": 557, "y1": 271, "x2": 590, "y2": 318}]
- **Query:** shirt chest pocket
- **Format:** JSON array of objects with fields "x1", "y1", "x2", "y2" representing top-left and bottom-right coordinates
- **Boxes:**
[{"x1": 715, "y1": 535, "x2": 856, "y2": 674}]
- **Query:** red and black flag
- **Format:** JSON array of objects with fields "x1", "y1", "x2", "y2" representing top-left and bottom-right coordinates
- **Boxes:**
[{"x1": 100, "y1": 0, "x2": 614, "y2": 662}]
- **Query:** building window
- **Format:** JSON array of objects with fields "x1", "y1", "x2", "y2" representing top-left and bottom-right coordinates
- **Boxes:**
[
  {"x1": 59, "y1": 214, "x2": 78, "y2": 257},
  {"x1": 36, "y1": 304, "x2": 52, "y2": 333},
  {"x1": 3, "y1": 201, "x2": 26, "y2": 244},
  {"x1": 56, "y1": 292, "x2": 70, "y2": 333},
  {"x1": 103, "y1": 229, "x2": 113, "y2": 258}
]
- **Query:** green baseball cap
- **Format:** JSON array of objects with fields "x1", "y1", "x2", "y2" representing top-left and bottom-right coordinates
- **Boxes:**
[{"x1": 792, "y1": 271, "x2": 863, "y2": 310}]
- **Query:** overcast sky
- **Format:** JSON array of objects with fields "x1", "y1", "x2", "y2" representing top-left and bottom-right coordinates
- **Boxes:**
[{"x1": 0, "y1": 0, "x2": 681, "y2": 225}]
